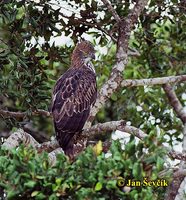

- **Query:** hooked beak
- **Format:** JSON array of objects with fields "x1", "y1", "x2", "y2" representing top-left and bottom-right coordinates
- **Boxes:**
[{"x1": 91, "y1": 53, "x2": 95, "y2": 60}]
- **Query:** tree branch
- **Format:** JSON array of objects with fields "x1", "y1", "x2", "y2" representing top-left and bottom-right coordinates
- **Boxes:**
[
  {"x1": 48, "y1": 148, "x2": 64, "y2": 166},
  {"x1": 122, "y1": 75, "x2": 186, "y2": 87},
  {"x1": 83, "y1": 121, "x2": 186, "y2": 162},
  {"x1": 2, "y1": 129, "x2": 39, "y2": 149},
  {"x1": 101, "y1": 0, "x2": 121, "y2": 23},
  {"x1": 163, "y1": 83, "x2": 186, "y2": 124},
  {"x1": 163, "y1": 83, "x2": 186, "y2": 200},
  {"x1": 83, "y1": 120, "x2": 147, "y2": 140},
  {"x1": 168, "y1": 149, "x2": 186, "y2": 161},
  {"x1": 23, "y1": 124, "x2": 50, "y2": 143},
  {"x1": 3, "y1": 121, "x2": 186, "y2": 166},
  {"x1": 37, "y1": 140, "x2": 59, "y2": 153},
  {"x1": 165, "y1": 169, "x2": 186, "y2": 200},
  {"x1": 0, "y1": 109, "x2": 51, "y2": 120}
]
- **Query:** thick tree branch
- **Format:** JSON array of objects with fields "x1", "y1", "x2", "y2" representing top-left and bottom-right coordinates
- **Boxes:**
[
  {"x1": 101, "y1": 0, "x2": 121, "y2": 23},
  {"x1": 163, "y1": 83, "x2": 186, "y2": 123},
  {"x1": 165, "y1": 170, "x2": 186, "y2": 200},
  {"x1": 163, "y1": 83, "x2": 186, "y2": 200},
  {"x1": 86, "y1": 0, "x2": 148, "y2": 127},
  {"x1": 2, "y1": 129, "x2": 39, "y2": 149},
  {"x1": 3, "y1": 121, "x2": 186, "y2": 166},
  {"x1": 84, "y1": 121, "x2": 186, "y2": 162},
  {"x1": 83, "y1": 120, "x2": 147, "y2": 140},
  {"x1": 37, "y1": 140, "x2": 59, "y2": 153},
  {"x1": 174, "y1": 124, "x2": 186, "y2": 200}
]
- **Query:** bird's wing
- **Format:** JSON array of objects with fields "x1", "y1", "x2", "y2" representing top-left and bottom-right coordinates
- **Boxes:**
[{"x1": 51, "y1": 67, "x2": 97, "y2": 149}]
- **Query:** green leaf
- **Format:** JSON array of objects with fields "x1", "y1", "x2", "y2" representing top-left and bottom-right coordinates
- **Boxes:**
[
  {"x1": 7, "y1": 190, "x2": 18, "y2": 199},
  {"x1": 55, "y1": 177, "x2": 63, "y2": 186},
  {"x1": 95, "y1": 182, "x2": 102, "y2": 191},
  {"x1": 111, "y1": 93, "x2": 117, "y2": 101},
  {"x1": 24, "y1": 180, "x2": 36, "y2": 188},
  {"x1": 156, "y1": 156, "x2": 164, "y2": 171},
  {"x1": 35, "y1": 192, "x2": 46, "y2": 200},
  {"x1": 132, "y1": 162, "x2": 142, "y2": 179},
  {"x1": 31, "y1": 191, "x2": 39, "y2": 197}
]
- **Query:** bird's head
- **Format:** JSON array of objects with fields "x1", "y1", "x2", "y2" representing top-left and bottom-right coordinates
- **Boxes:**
[{"x1": 71, "y1": 40, "x2": 95, "y2": 66}]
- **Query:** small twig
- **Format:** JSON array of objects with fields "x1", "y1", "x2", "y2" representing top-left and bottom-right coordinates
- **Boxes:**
[
  {"x1": 101, "y1": 0, "x2": 121, "y2": 23},
  {"x1": 95, "y1": 24, "x2": 117, "y2": 42}
]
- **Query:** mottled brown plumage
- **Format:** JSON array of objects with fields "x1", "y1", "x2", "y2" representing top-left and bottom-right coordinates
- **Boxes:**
[{"x1": 51, "y1": 41, "x2": 97, "y2": 156}]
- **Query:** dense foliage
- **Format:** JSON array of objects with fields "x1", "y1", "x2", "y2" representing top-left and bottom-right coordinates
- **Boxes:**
[
  {"x1": 0, "y1": 139, "x2": 168, "y2": 200},
  {"x1": 0, "y1": 0, "x2": 186, "y2": 199}
]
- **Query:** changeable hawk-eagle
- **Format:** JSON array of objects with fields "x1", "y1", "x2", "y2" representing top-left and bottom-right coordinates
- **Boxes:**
[{"x1": 51, "y1": 40, "x2": 97, "y2": 156}]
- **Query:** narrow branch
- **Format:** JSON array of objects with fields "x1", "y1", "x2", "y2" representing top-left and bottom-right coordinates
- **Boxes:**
[
  {"x1": 34, "y1": 109, "x2": 51, "y2": 117},
  {"x1": 168, "y1": 150, "x2": 186, "y2": 161},
  {"x1": 0, "y1": 109, "x2": 51, "y2": 120},
  {"x1": 48, "y1": 3, "x2": 117, "y2": 42},
  {"x1": 163, "y1": 83, "x2": 186, "y2": 123},
  {"x1": 101, "y1": 0, "x2": 121, "y2": 23},
  {"x1": 122, "y1": 75, "x2": 186, "y2": 87},
  {"x1": 83, "y1": 120, "x2": 146, "y2": 140},
  {"x1": 95, "y1": 24, "x2": 117, "y2": 42},
  {"x1": 0, "y1": 109, "x2": 27, "y2": 120},
  {"x1": 23, "y1": 124, "x2": 50, "y2": 143}
]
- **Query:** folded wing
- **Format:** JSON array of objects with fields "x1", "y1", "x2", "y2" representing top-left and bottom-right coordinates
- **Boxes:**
[{"x1": 51, "y1": 67, "x2": 97, "y2": 154}]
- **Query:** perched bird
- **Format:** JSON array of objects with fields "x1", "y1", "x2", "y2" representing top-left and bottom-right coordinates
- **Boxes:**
[{"x1": 51, "y1": 40, "x2": 97, "y2": 157}]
